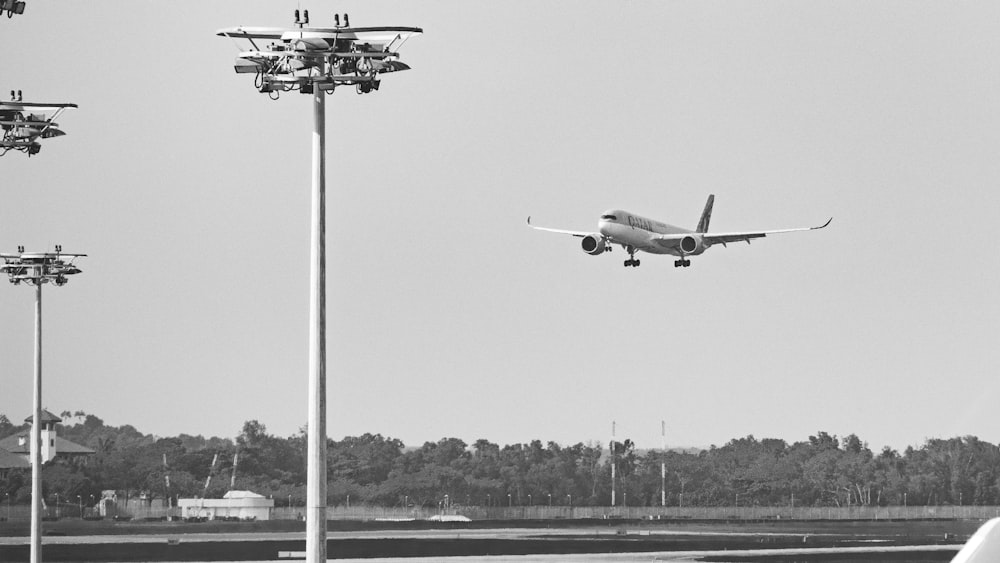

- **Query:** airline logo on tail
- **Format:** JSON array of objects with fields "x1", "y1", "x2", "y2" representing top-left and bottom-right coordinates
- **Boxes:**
[{"x1": 696, "y1": 194, "x2": 714, "y2": 233}]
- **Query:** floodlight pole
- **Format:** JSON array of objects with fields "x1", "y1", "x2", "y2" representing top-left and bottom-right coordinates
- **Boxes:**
[
  {"x1": 30, "y1": 280, "x2": 41, "y2": 563},
  {"x1": 1, "y1": 251, "x2": 83, "y2": 563},
  {"x1": 305, "y1": 84, "x2": 328, "y2": 563},
  {"x1": 217, "y1": 20, "x2": 420, "y2": 563}
]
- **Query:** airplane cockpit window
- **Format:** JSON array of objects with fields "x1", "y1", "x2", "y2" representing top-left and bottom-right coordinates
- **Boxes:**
[{"x1": 601, "y1": 214, "x2": 618, "y2": 221}]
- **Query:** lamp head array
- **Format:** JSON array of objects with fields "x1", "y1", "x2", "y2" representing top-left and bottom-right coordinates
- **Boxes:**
[
  {"x1": 0, "y1": 246, "x2": 85, "y2": 287},
  {"x1": 217, "y1": 12, "x2": 421, "y2": 99},
  {"x1": 0, "y1": 93, "x2": 77, "y2": 157},
  {"x1": 1, "y1": 0, "x2": 25, "y2": 18}
]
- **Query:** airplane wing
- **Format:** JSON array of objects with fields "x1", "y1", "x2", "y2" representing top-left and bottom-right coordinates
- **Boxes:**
[
  {"x1": 952, "y1": 518, "x2": 1000, "y2": 563},
  {"x1": 649, "y1": 218, "x2": 831, "y2": 249},
  {"x1": 702, "y1": 217, "x2": 832, "y2": 246},
  {"x1": 526, "y1": 217, "x2": 590, "y2": 238}
]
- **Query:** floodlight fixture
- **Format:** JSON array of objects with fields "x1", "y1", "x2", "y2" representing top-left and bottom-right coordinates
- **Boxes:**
[
  {"x1": 217, "y1": 14, "x2": 421, "y2": 98},
  {"x1": 2, "y1": 0, "x2": 25, "y2": 18},
  {"x1": 1, "y1": 247, "x2": 84, "y2": 563},
  {"x1": 216, "y1": 12, "x2": 420, "y2": 563},
  {"x1": 1, "y1": 93, "x2": 77, "y2": 157}
]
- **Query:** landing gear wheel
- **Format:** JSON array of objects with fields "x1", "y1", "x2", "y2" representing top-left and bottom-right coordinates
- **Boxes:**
[
  {"x1": 683, "y1": 259, "x2": 691, "y2": 267},
  {"x1": 634, "y1": 260, "x2": 640, "y2": 267},
  {"x1": 674, "y1": 260, "x2": 682, "y2": 268},
  {"x1": 624, "y1": 260, "x2": 632, "y2": 267}
]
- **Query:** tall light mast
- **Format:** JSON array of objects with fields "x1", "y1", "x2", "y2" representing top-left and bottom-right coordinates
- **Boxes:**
[
  {"x1": 661, "y1": 420, "x2": 666, "y2": 507},
  {"x1": 610, "y1": 421, "x2": 616, "y2": 507},
  {"x1": 217, "y1": 13, "x2": 421, "y2": 563},
  {"x1": 1, "y1": 246, "x2": 84, "y2": 563}
]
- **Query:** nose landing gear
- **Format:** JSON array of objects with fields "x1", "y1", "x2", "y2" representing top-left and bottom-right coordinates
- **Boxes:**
[{"x1": 674, "y1": 259, "x2": 691, "y2": 268}]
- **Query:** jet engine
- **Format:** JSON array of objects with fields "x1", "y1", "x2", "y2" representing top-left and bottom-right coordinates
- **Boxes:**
[
  {"x1": 581, "y1": 234, "x2": 607, "y2": 255},
  {"x1": 679, "y1": 234, "x2": 706, "y2": 255}
]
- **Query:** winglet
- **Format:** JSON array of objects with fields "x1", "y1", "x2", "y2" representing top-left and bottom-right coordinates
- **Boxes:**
[{"x1": 813, "y1": 217, "x2": 833, "y2": 230}]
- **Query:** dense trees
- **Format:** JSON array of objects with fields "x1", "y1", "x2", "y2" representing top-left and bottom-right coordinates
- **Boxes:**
[{"x1": 3, "y1": 413, "x2": 1000, "y2": 509}]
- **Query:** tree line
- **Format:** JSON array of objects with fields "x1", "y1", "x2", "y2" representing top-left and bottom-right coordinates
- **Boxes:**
[{"x1": 2, "y1": 412, "x2": 999, "y2": 509}]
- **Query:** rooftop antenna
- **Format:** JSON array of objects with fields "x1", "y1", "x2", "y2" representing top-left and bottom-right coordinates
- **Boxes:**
[
  {"x1": 303, "y1": 10, "x2": 309, "y2": 26},
  {"x1": 334, "y1": 13, "x2": 339, "y2": 27},
  {"x1": 343, "y1": 13, "x2": 349, "y2": 27},
  {"x1": 294, "y1": 9, "x2": 301, "y2": 27}
]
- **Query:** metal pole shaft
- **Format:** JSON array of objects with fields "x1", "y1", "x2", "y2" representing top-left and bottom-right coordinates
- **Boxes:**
[
  {"x1": 661, "y1": 420, "x2": 666, "y2": 508},
  {"x1": 610, "y1": 421, "x2": 615, "y2": 508},
  {"x1": 30, "y1": 281, "x2": 42, "y2": 563},
  {"x1": 305, "y1": 88, "x2": 328, "y2": 563}
]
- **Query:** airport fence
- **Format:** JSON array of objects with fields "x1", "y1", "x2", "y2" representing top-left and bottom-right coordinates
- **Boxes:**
[{"x1": 4, "y1": 503, "x2": 1000, "y2": 523}]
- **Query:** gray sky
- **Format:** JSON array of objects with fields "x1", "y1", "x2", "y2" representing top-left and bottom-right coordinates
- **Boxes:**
[{"x1": 2, "y1": 1, "x2": 998, "y2": 452}]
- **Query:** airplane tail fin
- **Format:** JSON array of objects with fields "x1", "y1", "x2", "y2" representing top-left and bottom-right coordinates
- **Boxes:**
[
  {"x1": 696, "y1": 194, "x2": 714, "y2": 233},
  {"x1": 951, "y1": 518, "x2": 1000, "y2": 562}
]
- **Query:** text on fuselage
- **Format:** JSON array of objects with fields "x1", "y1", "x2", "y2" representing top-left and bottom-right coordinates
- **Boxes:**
[{"x1": 627, "y1": 216, "x2": 653, "y2": 231}]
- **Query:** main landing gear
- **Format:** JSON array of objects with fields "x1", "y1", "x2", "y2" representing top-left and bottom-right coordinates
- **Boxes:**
[
  {"x1": 674, "y1": 259, "x2": 691, "y2": 268},
  {"x1": 624, "y1": 247, "x2": 640, "y2": 267}
]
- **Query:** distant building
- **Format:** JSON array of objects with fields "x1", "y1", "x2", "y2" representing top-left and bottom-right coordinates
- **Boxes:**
[
  {"x1": 0, "y1": 410, "x2": 96, "y2": 467},
  {"x1": 0, "y1": 448, "x2": 30, "y2": 479},
  {"x1": 178, "y1": 490, "x2": 274, "y2": 521}
]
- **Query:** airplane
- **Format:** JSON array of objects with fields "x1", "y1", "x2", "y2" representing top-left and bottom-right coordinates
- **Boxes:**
[
  {"x1": 527, "y1": 195, "x2": 831, "y2": 268},
  {"x1": 217, "y1": 11, "x2": 421, "y2": 96},
  {"x1": 1, "y1": 91, "x2": 77, "y2": 157}
]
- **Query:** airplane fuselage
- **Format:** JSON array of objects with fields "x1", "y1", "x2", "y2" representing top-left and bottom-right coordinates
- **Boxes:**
[{"x1": 598, "y1": 209, "x2": 701, "y2": 257}]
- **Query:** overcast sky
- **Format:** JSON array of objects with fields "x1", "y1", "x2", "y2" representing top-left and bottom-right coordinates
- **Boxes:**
[{"x1": 2, "y1": 1, "x2": 998, "y2": 453}]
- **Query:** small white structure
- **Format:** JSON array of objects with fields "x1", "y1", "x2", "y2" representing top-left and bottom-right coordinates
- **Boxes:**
[{"x1": 177, "y1": 490, "x2": 273, "y2": 521}]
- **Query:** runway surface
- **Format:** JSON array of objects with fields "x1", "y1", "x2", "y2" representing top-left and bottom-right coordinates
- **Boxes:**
[{"x1": 0, "y1": 521, "x2": 970, "y2": 561}]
